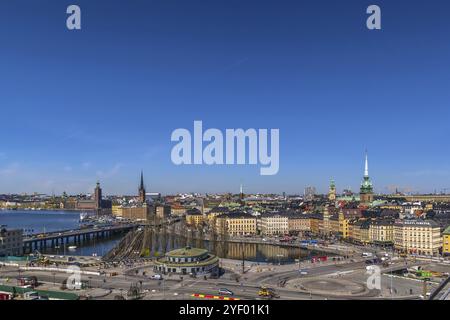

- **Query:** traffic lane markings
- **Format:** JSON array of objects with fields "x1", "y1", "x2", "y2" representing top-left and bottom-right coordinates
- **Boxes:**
[{"x1": 191, "y1": 293, "x2": 240, "y2": 300}]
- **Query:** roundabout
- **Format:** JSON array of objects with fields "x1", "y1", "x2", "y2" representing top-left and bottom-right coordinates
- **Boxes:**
[{"x1": 286, "y1": 277, "x2": 369, "y2": 297}]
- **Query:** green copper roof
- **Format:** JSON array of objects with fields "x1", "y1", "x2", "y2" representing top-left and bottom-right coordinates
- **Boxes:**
[
  {"x1": 166, "y1": 247, "x2": 208, "y2": 258},
  {"x1": 330, "y1": 179, "x2": 335, "y2": 188},
  {"x1": 360, "y1": 176, "x2": 373, "y2": 194},
  {"x1": 443, "y1": 226, "x2": 450, "y2": 235}
]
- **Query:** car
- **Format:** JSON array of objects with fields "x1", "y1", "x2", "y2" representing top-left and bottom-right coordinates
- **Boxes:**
[
  {"x1": 218, "y1": 288, "x2": 234, "y2": 296},
  {"x1": 298, "y1": 270, "x2": 308, "y2": 275},
  {"x1": 150, "y1": 274, "x2": 162, "y2": 280},
  {"x1": 20, "y1": 285, "x2": 33, "y2": 289}
]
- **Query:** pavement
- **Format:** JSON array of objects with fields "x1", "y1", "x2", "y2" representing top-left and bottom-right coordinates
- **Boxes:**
[{"x1": 2, "y1": 242, "x2": 449, "y2": 300}]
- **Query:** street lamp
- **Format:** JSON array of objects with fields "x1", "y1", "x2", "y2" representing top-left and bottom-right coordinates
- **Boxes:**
[
  {"x1": 276, "y1": 254, "x2": 284, "y2": 266},
  {"x1": 162, "y1": 278, "x2": 166, "y2": 299}
]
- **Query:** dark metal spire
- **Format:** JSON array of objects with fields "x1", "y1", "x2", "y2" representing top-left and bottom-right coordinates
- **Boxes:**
[{"x1": 140, "y1": 170, "x2": 144, "y2": 190}]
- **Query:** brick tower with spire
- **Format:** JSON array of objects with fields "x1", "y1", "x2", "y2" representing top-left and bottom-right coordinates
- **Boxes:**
[{"x1": 139, "y1": 170, "x2": 146, "y2": 204}]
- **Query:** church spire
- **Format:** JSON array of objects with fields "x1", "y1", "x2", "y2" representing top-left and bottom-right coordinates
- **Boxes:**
[
  {"x1": 360, "y1": 150, "x2": 374, "y2": 206},
  {"x1": 364, "y1": 150, "x2": 369, "y2": 177},
  {"x1": 239, "y1": 183, "x2": 244, "y2": 201},
  {"x1": 139, "y1": 170, "x2": 146, "y2": 203},
  {"x1": 140, "y1": 170, "x2": 145, "y2": 190}
]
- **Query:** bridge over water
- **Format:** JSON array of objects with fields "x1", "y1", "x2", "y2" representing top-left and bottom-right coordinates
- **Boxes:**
[{"x1": 23, "y1": 224, "x2": 138, "y2": 253}]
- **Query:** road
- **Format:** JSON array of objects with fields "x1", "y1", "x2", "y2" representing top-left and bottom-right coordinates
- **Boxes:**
[{"x1": 0, "y1": 257, "x2": 424, "y2": 300}]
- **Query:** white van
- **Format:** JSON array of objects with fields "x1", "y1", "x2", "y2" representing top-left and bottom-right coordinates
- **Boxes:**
[{"x1": 150, "y1": 274, "x2": 162, "y2": 280}]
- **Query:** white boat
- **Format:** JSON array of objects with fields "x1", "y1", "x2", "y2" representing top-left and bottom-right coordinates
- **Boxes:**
[
  {"x1": 68, "y1": 246, "x2": 77, "y2": 251},
  {"x1": 79, "y1": 212, "x2": 89, "y2": 222}
]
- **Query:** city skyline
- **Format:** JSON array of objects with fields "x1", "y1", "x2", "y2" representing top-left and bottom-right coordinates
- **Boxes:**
[
  {"x1": 1, "y1": 0, "x2": 450, "y2": 194},
  {"x1": 0, "y1": 151, "x2": 448, "y2": 196}
]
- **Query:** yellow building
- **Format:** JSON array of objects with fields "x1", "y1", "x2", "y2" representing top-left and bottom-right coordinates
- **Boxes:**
[
  {"x1": 186, "y1": 209, "x2": 205, "y2": 227},
  {"x1": 379, "y1": 204, "x2": 402, "y2": 211},
  {"x1": 348, "y1": 219, "x2": 371, "y2": 244},
  {"x1": 369, "y1": 220, "x2": 394, "y2": 245},
  {"x1": 338, "y1": 210, "x2": 350, "y2": 239},
  {"x1": 112, "y1": 205, "x2": 123, "y2": 217},
  {"x1": 214, "y1": 212, "x2": 257, "y2": 236},
  {"x1": 288, "y1": 216, "x2": 311, "y2": 233},
  {"x1": 206, "y1": 207, "x2": 229, "y2": 223},
  {"x1": 310, "y1": 216, "x2": 321, "y2": 234},
  {"x1": 121, "y1": 205, "x2": 152, "y2": 221},
  {"x1": 442, "y1": 226, "x2": 450, "y2": 256},
  {"x1": 226, "y1": 213, "x2": 257, "y2": 236},
  {"x1": 259, "y1": 213, "x2": 289, "y2": 236},
  {"x1": 330, "y1": 216, "x2": 340, "y2": 235},
  {"x1": 394, "y1": 220, "x2": 442, "y2": 256}
]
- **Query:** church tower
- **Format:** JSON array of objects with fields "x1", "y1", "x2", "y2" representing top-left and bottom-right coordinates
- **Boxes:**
[
  {"x1": 139, "y1": 171, "x2": 146, "y2": 203},
  {"x1": 94, "y1": 181, "x2": 102, "y2": 215},
  {"x1": 239, "y1": 183, "x2": 244, "y2": 201},
  {"x1": 322, "y1": 205, "x2": 331, "y2": 235},
  {"x1": 359, "y1": 152, "x2": 374, "y2": 205},
  {"x1": 328, "y1": 179, "x2": 336, "y2": 201}
]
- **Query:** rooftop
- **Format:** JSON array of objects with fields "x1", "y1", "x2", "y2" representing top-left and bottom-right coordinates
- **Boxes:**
[
  {"x1": 443, "y1": 225, "x2": 450, "y2": 235},
  {"x1": 394, "y1": 219, "x2": 440, "y2": 228},
  {"x1": 165, "y1": 247, "x2": 208, "y2": 258}
]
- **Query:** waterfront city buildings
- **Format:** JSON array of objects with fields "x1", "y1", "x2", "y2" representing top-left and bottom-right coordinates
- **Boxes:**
[
  {"x1": 443, "y1": 226, "x2": 450, "y2": 256},
  {"x1": 0, "y1": 227, "x2": 23, "y2": 256},
  {"x1": 394, "y1": 219, "x2": 442, "y2": 256}
]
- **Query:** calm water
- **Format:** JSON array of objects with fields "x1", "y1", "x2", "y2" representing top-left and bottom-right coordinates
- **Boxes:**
[
  {"x1": 0, "y1": 210, "x2": 326, "y2": 263},
  {"x1": 0, "y1": 210, "x2": 120, "y2": 256},
  {"x1": 145, "y1": 230, "x2": 326, "y2": 264},
  {"x1": 0, "y1": 210, "x2": 80, "y2": 233}
]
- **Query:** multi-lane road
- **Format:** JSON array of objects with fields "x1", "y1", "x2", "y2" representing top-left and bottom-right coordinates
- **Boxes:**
[{"x1": 0, "y1": 257, "x2": 428, "y2": 300}]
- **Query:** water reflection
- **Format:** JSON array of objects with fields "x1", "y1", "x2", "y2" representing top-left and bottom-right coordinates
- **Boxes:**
[{"x1": 146, "y1": 229, "x2": 324, "y2": 264}]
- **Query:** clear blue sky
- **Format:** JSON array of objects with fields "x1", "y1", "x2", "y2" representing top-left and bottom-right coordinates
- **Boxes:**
[{"x1": 1, "y1": 0, "x2": 450, "y2": 195}]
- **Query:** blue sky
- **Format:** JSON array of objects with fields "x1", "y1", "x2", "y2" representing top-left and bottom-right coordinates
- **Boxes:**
[{"x1": 1, "y1": 0, "x2": 450, "y2": 195}]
